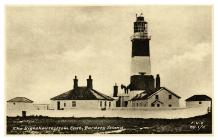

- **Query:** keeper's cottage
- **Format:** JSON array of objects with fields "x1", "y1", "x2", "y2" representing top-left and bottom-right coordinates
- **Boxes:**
[{"x1": 50, "y1": 75, "x2": 114, "y2": 110}]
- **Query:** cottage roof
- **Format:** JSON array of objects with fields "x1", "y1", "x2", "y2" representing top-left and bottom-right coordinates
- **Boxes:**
[
  {"x1": 7, "y1": 97, "x2": 33, "y2": 103},
  {"x1": 51, "y1": 87, "x2": 114, "y2": 101},
  {"x1": 185, "y1": 95, "x2": 212, "y2": 101},
  {"x1": 131, "y1": 87, "x2": 181, "y2": 101}
]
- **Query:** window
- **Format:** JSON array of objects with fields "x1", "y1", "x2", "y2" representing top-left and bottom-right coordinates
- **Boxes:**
[
  {"x1": 151, "y1": 104, "x2": 154, "y2": 107},
  {"x1": 100, "y1": 101, "x2": 102, "y2": 107},
  {"x1": 169, "y1": 104, "x2": 172, "y2": 107},
  {"x1": 13, "y1": 102, "x2": 15, "y2": 105},
  {"x1": 199, "y1": 101, "x2": 202, "y2": 104},
  {"x1": 72, "y1": 101, "x2": 76, "y2": 107},
  {"x1": 105, "y1": 101, "x2": 107, "y2": 107},
  {"x1": 155, "y1": 95, "x2": 159, "y2": 99},
  {"x1": 64, "y1": 103, "x2": 66, "y2": 107},
  {"x1": 136, "y1": 103, "x2": 138, "y2": 107},
  {"x1": 109, "y1": 102, "x2": 111, "y2": 107},
  {"x1": 157, "y1": 104, "x2": 160, "y2": 107},
  {"x1": 169, "y1": 95, "x2": 172, "y2": 99}
]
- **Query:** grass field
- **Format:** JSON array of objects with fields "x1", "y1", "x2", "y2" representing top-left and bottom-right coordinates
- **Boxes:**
[{"x1": 7, "y1": 112, "x2": 212, "y2": 134}]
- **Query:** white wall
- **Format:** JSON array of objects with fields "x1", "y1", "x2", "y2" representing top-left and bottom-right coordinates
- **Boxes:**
[
  {"x1": 186, "y1": 101, "x2": 211, "y2": 108},
  {"x1": 132, "y1": 100, "x2": 148, "y2": 107},
  {"x1": 33, "y1": 104, "x2": 49, "y2": 110},
  {"x1": 50, "y1": 100, "x2": 114, "y2": 110},
  {"x1": 6, "y1": 107, "x2": 209, "y2": 119}
]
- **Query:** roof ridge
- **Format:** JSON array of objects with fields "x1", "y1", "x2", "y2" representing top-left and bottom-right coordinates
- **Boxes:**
[
  {"x1": 185, "y1": 94, "x2": 211, "y2": 101},
  {"x1": 158, "y1": 87, "x2": 181, "y2": 98},
  {"x1": 7, "y1": 97, "x2": 34, "y2": 103},
  {"x1": 51, "y1": 88, "x2": 114, "y2": 101}
]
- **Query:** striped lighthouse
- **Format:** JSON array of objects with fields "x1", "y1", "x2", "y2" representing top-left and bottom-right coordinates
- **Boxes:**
[{"x1": 131, "y1": 13, "x2": 151, "y2": 75}]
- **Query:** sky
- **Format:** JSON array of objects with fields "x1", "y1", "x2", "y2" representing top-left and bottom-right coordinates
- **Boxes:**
[{"x1": 6, "y1": 6, "x2": 212, "y2": 104}]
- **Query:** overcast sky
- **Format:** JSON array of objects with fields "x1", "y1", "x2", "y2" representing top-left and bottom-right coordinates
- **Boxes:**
[{"x1": 6, "y1": 6, "x2": 212, "y2": 104}]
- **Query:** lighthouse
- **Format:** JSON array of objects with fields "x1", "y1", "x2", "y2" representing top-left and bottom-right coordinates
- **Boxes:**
[
  {"x1": 126, "y1": 13, "x2": 155, "y2": 95},
  {"x1": 131, "y1": 13, "x2": 151, "y2": 75},
  {"x1": 115, "y1": 14, "x2": 181, "y2": 108}
]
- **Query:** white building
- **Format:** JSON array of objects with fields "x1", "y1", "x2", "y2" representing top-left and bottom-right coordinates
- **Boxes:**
[
  {"x1": 129, "y1": 87, "x2": 181, "y2": 108},
  {"x1": 50, "y1": 76, "x2": 114, "y2": 110},
  {"x1": 7, "y1": 97, "x2": 34, "y2": 111},
  {"x1": 186, "y1": 95, "x2": 212, "y2": 108}
]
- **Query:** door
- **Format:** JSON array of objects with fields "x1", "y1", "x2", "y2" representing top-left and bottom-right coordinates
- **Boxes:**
[
  {"x1": 57, "y1": 101, "x2": 60, "y2": 110},
  {"x1": 101, "y1": 101, "x2": 106, "y2": 110}
]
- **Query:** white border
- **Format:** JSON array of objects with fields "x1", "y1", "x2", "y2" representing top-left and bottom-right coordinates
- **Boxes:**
[
  {"x1": 0, "y1": 0, "x2": 217, "y2": 140},
  {"x1": 0, "y1": 0, "x2": 216, "y2": 5}
]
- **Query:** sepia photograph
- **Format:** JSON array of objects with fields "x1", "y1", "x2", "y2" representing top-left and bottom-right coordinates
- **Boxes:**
[{"x1": 5, "y1": 5, "x2": 212, "y2": 134}]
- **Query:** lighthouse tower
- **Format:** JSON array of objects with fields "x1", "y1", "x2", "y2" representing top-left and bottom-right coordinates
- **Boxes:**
[
  {"x1": 126, "y1": 13, "x2": 155, "y2": 95},
  {"x1": 131, "y1": 13, "x2": 151, "y2": 75}
]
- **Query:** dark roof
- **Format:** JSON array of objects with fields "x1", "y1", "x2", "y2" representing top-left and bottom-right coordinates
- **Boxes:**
[
  {"x1": 7, "y1": 97, "x2": 33, "y2": 103},
  {"x1": 131, "y1": 89, "x2": 155, "y2": 101},
  {"x1": 51, "y1": 87, "x2": 114, "y2": 101},
  {"x1": 131, "y1": 87, "x2": 181, "y2": 101},
  {"x1": 185, "y1": 95, "x2": 212, "y2": 101}
]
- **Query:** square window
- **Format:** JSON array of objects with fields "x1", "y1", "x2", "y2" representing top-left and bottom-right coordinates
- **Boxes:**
[
  {"x1": 199, "y1": 101, "x2": 202, "y2": 104},
  {"x1": 169, "y1": 95, "x2": 172, "y2": 99},
  {"x1": 72, "y1": 101, "x2": 76, "y2": 107},
  {"x1": 169, "y1": 104, "x2": 172, "y2": 107},
  {"x1": 155, "y1": 95, "x2": 159, "y2": 99}
]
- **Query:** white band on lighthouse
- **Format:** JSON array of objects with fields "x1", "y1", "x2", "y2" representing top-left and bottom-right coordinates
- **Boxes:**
[{"x1": 131, "y1": 56, "x2": 151, "y2": 75}]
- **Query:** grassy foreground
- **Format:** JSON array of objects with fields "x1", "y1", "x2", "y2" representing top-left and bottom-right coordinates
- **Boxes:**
[{"x1": 7, "y1": 113, "x2": 212, "y2": 134}]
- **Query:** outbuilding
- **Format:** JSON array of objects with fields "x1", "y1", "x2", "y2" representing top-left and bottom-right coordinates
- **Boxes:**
[
  {"x1": 185, "y1": 95, "x2": 212, "y2": 108},
  {"x1": 7, "y1": 97, "x2": 34, "y2": 110}
]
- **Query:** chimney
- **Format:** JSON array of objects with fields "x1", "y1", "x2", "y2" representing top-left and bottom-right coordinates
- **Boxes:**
[
  {"x1": 156, "y1": 74, "x2": 160, "y2": 89},
  {"x1": 113, "y1": 83, "x2": 118, "y2": 97},
  {"x1": 87, "y1": 75, "x2": 93, "y2": 89},
  {"x1": 73, "y1": 76, "x2": 78, "y2": 89}
]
